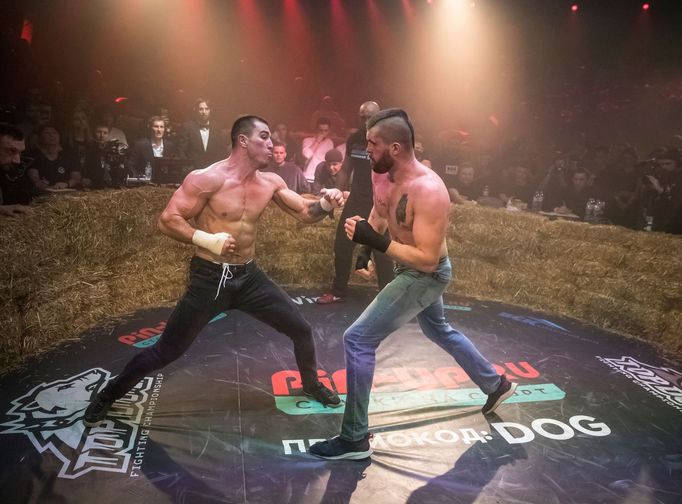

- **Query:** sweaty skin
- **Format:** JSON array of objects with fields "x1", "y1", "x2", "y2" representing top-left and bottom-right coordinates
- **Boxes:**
[
  {"x1": 158, "y1": 120, "x2": 344, "y2": 263},
  {"x1": 345, "y1": 128, "x2": 449, "y2": 273}
]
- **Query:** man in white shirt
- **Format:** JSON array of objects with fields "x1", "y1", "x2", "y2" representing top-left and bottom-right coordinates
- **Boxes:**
[{"x1": 301, "y1": 117, "x2": 334, "y2": 183}]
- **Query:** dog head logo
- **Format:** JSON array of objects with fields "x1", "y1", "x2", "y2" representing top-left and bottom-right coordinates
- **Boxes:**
[
  {"x1": 1, "y1": 368, "x2": 108, "y2": 437},
  {"x1": 1, "y1": 368, "x2": 155, "y2": 479}
]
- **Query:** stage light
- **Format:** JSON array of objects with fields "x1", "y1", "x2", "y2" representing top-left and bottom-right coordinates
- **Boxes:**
[
  {"x1": 642, "y1": 3, "x2": 650, "y2": 10},
  {"x1": 571, "y1": 4, "x2": 578, "y2": 12}
]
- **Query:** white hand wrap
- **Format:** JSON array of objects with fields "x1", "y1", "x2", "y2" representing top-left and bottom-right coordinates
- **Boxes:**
[
  {"x1": 319, "y1": 196, "x2": 333, "y2": 212},
  {"x1": 192, "y1": 230, "x2": 231, "y2": 256}
]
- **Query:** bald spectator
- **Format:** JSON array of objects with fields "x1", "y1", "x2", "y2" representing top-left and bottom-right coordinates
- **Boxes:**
[{"x1": 317, "y1": 100, "x2": 394, "y2": 305}]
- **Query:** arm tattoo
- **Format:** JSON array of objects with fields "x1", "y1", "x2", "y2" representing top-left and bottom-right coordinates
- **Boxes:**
[{"x1": 396, "y1": 193, "x2": 408, "y2": 224}]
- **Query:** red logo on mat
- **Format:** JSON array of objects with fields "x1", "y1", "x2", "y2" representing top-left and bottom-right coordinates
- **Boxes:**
[
  {"x1": 118, "y1": 322, "x2": 166, "y2": 346},
  {"x1": 271, "y1": 361, "x2": 540, "y2": 395}
]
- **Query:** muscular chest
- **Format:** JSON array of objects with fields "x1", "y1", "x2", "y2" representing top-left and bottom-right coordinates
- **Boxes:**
[
  {"x1": 375, "y1": 182, "x2": 414, "y2": 231},
  {"x1": 208, "y1": 180, "x2": 274, "y2": 221}
]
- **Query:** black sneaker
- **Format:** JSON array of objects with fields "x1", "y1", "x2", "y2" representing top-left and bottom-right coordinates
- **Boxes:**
[
  {"x1": 303, "y1": 382, "x2": 342, "y2": 408},
  {"x1": 309, "y1": 434, "x2": 373, "y2": 460},
  {"x1": 481, "y1": 375, "x2": 517, "y2": 415},
  {"x1": 83, "y1": 394, "x2": 114, "y2": 427}
]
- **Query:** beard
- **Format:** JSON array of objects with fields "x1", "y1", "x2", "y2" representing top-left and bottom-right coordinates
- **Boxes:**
[{"x1": 371, "y1": 150, "x2": 393, "y2": 174}]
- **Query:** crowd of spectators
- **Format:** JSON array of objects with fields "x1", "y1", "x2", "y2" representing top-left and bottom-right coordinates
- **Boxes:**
[{"x1": 1, "y1": 83, "x2": 680, "y2": 235}]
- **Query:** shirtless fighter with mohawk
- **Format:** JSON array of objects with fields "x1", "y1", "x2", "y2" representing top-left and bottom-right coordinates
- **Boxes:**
[{"x1": 309, "y1": 109, "x2": 517, "y2": 460}]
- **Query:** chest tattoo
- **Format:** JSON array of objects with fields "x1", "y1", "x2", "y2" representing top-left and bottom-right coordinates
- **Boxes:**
[{"x1": 395, "y1": 193, "x2": 408, "y2": 225}]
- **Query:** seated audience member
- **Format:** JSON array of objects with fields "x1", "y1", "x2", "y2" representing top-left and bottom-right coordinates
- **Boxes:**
[
  {"x1": 537, "y1": 154, "x2": 570, "y2": 211},
  {"x1": 301, "y1": 117, "x2": 334, "y2": 183},
  {"x1": 129, "y1": 115, "x2": 177, "y2": 177},
  {"x1": 99, "y1": 107, "x2": 128, "y2": 147},
  {"x1": 181, "y1": 98, "x2": 228, "y2": 169},
  {"x1": 498, "y1": 164, "x2": 535, "y2": 208},
  {"x1": 28, "y1": 125, "x2": 79, "y2": 189},
  {"x1": 311, "y1": 148, "x2": 343, "y2": 195},
  {"x1": 17, "y1": 102, "x2": 42, "y2": 150},
  {"x1": 0, "y1": 123, "x2": 34, "y2": 217},
  {"x1": 603, "y1": 147, "x2": 641, "y2": 229},
  {"x1": 640, "y1": 148, "x2": 682, "y2": 234},
  {"x1": 310, "y1": 95, "x2": 346, "y2": 138},
  {"x1": 82, "y1": 123, "x2": 127, "y2": 189},
  {"x1": 260, "y1": 141, "x2": 309, "y2": 194},
  {"x1": 64, "y1": 108, "x2": 93, "y2": 174},
  {"x1": 447, "y1": 162, "x2": 481, "y2": 205},
  {"x1": 272, "y1": 122, "x2": 301, "y2": 164},
  {"x1": 553, "y1": 167, "x2": 595, "y2": 219},
  {"x1": 585, "y1": 145, "x2": 609, "y2": 181}
]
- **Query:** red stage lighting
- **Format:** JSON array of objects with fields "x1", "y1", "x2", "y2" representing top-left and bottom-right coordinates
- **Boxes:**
[
  {"x1": 642, "y1": 3, "x2": 650, "y2": 10},
  {"x1": 571, "y1": 4, "x2": 578, "y2": 12},
  {"x1": 20, "y1": 19, "x2": 33, "y2": 45}
]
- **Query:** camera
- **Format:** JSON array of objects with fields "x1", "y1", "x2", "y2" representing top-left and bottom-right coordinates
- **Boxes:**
[
  {"x1": 101, "y1": 140, "x2": 130, "y2": 165},
  {"x1": 638, "y1": 159, "x2": 659, "y2": 185}
]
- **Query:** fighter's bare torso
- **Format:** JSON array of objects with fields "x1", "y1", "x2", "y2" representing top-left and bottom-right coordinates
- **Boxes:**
[
  {"x1": 372, "y1": 162, "x2": 449, "y2": 258},
  {"x1": 182, "y1": 161, "x2": 285, "y2": 263}
]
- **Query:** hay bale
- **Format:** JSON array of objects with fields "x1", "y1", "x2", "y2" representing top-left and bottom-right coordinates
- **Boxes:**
[{"x1": 1, "y1": 189, "x2": 681, "y2": 375}]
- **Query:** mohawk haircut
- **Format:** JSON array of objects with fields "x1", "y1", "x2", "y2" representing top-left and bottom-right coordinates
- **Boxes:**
[{"x1": 366, "y1": 108, "x2": 415, "y2": 150}]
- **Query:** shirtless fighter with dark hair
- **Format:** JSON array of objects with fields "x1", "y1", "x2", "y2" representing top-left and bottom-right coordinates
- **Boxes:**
[{"x1": 84, "y1": 115, "x2": 344, "y2": 426}]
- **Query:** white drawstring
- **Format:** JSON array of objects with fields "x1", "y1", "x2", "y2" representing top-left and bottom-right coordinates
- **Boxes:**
[{"x1": 215, "y1": 263, "x2": 234, "y2": 299}]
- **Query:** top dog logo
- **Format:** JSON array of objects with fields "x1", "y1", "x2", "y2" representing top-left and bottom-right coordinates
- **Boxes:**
[
  {"x1": 597, "y1": 356, "x2": 682, "y2": 413},
  {"x1": 1, "y1": 368, "x2": 152, "y2": 479}
]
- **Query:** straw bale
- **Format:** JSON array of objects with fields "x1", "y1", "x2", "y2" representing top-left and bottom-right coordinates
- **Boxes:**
[{"x1": 1, "y1": 189, "x2": 681, "y2": 375}]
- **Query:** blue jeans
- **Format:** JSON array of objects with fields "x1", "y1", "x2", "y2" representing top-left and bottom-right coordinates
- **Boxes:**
[{"x1": 341, "y1": 257, "x2": 502, "y2": 441}]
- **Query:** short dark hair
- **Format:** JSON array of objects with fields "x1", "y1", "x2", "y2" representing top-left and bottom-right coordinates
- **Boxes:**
[
  {"x1": 194, "y1": 97, "x2": 211, "y2": 110},
  {"x1": 0, "y1": 123, "x2": 25, "y2": 141},
  {"x1": 93, "y1": 123, "x2": 111, "y2": 131},
  {"x1": 366, "y1": 108, "x2": 415, "y2": 150},
  {"x1": 316, "y1": 117, "x2": 331, "y2": 128},
  {"x1": 231, "y1": 115, "x2": 269, "y2": 148},
  {"x1": 272, "y1": 140, "x2": 286, "y2": 149}
]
